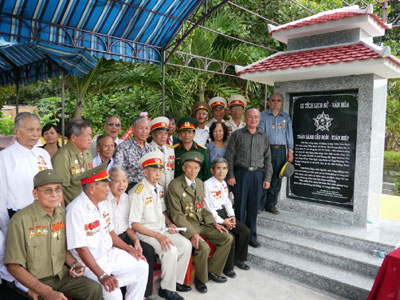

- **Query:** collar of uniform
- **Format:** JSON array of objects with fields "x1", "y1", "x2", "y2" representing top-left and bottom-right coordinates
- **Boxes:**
[
  {"x1": 210, "y1": 176, "x2": 226, "y2": 188},
  {"x1": 150, "y1": 140, "x2": 165, "y2": 151},
  {"x1": 65, "y1": 140, "x2": 83, "y2": 156},
  {"x1": 81, "y1": 191, "x2": 100, "y2": 211},
  {"x1": 184, "y1": 175, "x2": 196, "y2": 187},
  {"x1": 31, "y1": 199, "x2": 63, "y2": 220},
  {"x1": 266, "y1": 109, "x2": 284, "y2": 117},
  {"x1": 142, "y1": 177, "x2": 161, "y2": 192},
  {"x1": 14, "y1": 140, "x2": 37, "y2": 154}
]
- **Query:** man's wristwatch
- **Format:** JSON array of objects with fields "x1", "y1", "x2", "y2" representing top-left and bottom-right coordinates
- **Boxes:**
[
  {"x1": 288, "y1": 149, "x2": 294, "y2": 153},
  {"x1": 131, "y1": 237, "x2": 137, "y2": 244},
  {"x1": 98, "y1": 272, "x2": 108, "y2": 281}
]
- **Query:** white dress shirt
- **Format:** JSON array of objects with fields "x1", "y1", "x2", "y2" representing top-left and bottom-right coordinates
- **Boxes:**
[
  {"x1": 204, "y1": 176, "x2": 235, "y2": 224},
  {"x1": 103, "y1": 191, "x2": 130, "y2": 236},
  {"x1": 92, "y1": 154, "x2": 114, "y2": 171},
  {"x1": 194, "y1": 126, "x2": 210, "y2": 147},
  {"x1": 0, "y1": 141, "x2": 52, "y2": 232}
]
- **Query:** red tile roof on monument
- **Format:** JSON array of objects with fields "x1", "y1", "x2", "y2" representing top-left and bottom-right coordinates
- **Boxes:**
[
  {"x1": 270, "y1": 12, "x2": 390, "y2": 35},
  {"x1": 237, "y1": 43, "x2": 400, "y2": 75}
]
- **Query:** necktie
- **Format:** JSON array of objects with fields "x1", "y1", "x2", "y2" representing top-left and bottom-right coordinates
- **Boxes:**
[
  {"x1": 159, "y1": 147, "x2": 164, "y2": 154},
  {"x1": 190, "y1": 182, "x2": 196, "y2": 191},
  {"x1": 154, "y1": 187, "x2": 157, "y2": 194}
]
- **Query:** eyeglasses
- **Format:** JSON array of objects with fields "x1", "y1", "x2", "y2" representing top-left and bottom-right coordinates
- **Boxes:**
[
  {"x1": 107, "y1": 122, "x2": 121, "y2": 127},
  {"x1": 38, "y1": 187, "x2": 63, "y2": 196}
]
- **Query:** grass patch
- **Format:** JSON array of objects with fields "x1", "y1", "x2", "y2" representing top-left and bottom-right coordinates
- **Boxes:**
[{"x1": 384, "y1": 151, "x2": 400, "y2": 167}]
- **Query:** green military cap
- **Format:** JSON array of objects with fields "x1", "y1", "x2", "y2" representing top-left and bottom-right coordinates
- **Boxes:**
[
  {"x1": 76, "y1": 163, "x2": 111, "y2": 185},
  {"x1": 181, "y1": 151, "x2": 204, "y2": 165},
  {"x1": 279, "y1": 162, "x2": 295, "y2": 178},
  {"x1": 34, "y1": 169, "x2": 63, "y2": 188},
  {"x1": 177, "y1": 117, "x2": 198, "y2": 131},
  {"x1": 191, "y1": 101, "x2": 210, "y2": 115}
]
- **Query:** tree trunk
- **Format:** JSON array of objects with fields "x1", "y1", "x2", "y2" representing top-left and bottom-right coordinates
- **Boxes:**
[
  {"x1": 75, "y1": 99, "x2": 83, "y2": 119},
  {"x1": 199, "y1": 85, "x2": 205, "y2": 102}
]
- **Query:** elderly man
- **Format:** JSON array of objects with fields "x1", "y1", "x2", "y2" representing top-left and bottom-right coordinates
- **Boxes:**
[
  {"x1": 92, "y1": 134, "x2": 115, "y2": 170},
  {"x1": 130, "y1": 152, "x2": 192, "y2": 300},
  {"x1": 52, "y1": 119, "x2": 93, "y2": 206},
  {"x1": 225, "y1": 95, "x2": 246, "y2": 134},
  {"x1": 208, "y1": 97, "x2": 227, "y2": 126},
  {"x1": 0, "y1": 112, "x2": 52, "y2": 231},
  {"x1": 149, "y1": 117, "x2": 175, "y2": 191},
  {"x1": 192, "y1": 102, "x2": 211, "y2": 147},
  {"x1": 66, "y1": 164, "x2": 148, "y2": 300},
  {"x1": 90, "y1": 115, "x2": 122, "y2": 157},
  {"x1": 168, "y1": 152, "x2": 232, "y2": 294},
  {"x1": 174, "y1": 117, "x2": 210, "y2": 181},
  {"x1": 114, "y1": 116, "x2": 153, "y2": 192},
  {"x1": 259, "y1": 93, "x2": 294, "y2": 214},
  {"x1": 225, "y1": 107, "x2": 273, "y2": 248},
  {"x1": 5, "y1": 169, "x2": 102, "y2": 300}
]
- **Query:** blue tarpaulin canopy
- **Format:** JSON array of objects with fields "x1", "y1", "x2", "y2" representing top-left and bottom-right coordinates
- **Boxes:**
[{"x1": 0, "y1": 0, "x2": 203, "y2": 86}]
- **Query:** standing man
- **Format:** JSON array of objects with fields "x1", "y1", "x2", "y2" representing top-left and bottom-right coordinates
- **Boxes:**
[
  {"x1": 130, "y1": 152, "x2": 192, "y2": 300},
  {"x1": 149, "y1": 117, "x2": 175, "y2": 191},
  {"x1": 192, "y1": 102, "x2": 211, "y2": 147},
  {"x1": 5, "y1": 169, "x2": 102, "y2": 300},
  {"x1": 66, "y1": 164, "x2": 148, "y2": 300},
  {"x1": 225, "y1": 107, "x2": 273, "y2": 248},
  {"x1": 225, "y1": 95, "x2": 246, "y2": 134},
  {"x1": 168, "y1": 152, "x2": 232, "y2": 294},
  {"x1": 92, "y1": 134, "x2": 115, "y2": 170},
  {"x1": 174, "y1": 117, "x2": 210, "y2": 181},
  {"x1": 114, "y1": 116, "x2": 153, "y2": 192},
  {"x1": 208, "y1": 97, "x2": 227, "y2": 126},
  {"x1": 90, "y1": 115, "x2": 122, "y2": 157},
  {"x1": 52, "y1": 119, "x2": 93, "y2": 206},
  {"x1": 0, "y1": 112, "x2": 52, "y2": 231},
  {"x1": 259, "y1": 93, "x2": 294, "y2": 215}
]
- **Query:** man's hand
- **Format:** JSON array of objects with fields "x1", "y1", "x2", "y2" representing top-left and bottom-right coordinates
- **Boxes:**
[
  {"x1": 227, "y1": 178, "x2": 236, "y2": 187},
  {"x1": 214, "y1": 222, "x2": 229, "y2": 233},
  {"x1": 263, "y1": 181, "x2": 271, "y2": 189},
  {"x1": 191, "y1": 233, "x2": 203, "y2": 249},
  {"x1": 127, "y1": 245, "x2": 146, "y2": 261},
  {"x1": 222, "y1": 218, "x2": 235, "y2": 230},
  {"x1": 133, "y1": 239, "x2": 143, "y2": 254},
  {"x1": 69, "y1": 263, "x2": 84, "y2": 277},
  {"x1": 287, "y1": 151, "x2": 294, "y2": 162},
  {"x1": 155, "y1": 233, "x2": 175, "y2": 252},
  {"x1": 42, "y1": 289, "x2": 67, "y2": 300},
  {"x1": 167, "y1": 223, "x2": 178, "y2": 234},
  {"x1": 99, "y1": 274, "x2": 119, "y2": 293}
]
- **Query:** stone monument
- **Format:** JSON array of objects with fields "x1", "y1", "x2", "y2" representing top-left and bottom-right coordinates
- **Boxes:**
[{"x1": 236, "y1": 5, "x2": 400, "y2": 226}]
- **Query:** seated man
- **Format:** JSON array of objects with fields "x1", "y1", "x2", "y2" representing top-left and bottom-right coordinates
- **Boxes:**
[
  {"x1": 104, "y1": 165, "x2": 156, "y2": 299},
  {"x1": 92, "y1": 134, "x2": 115, "y2": 170},
  {"x1": 66, "y1": 164, "x2": 148, "y2": 300},
  {"x1": 168, "y1": 152, "x2": 232, "y2": 293},
  {"x1": 130, "y1": 152, "x2": 192, "y2": 300},
  {"x1": 5, "y1": 169, "x2": 102, "y2": 300},
  {"x1": 204, "y1": 157, "x2": 250, "y2": 279}
]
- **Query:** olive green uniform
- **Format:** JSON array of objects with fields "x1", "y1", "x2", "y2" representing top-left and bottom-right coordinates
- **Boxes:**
[
  {"x1": 4, "y1": 201, "x2": 101, "y2": 300},
  {"x1": 52, "y1": 142, "x2": 93, "y2": 205},
  {"x1": 174, "y1": 142, "x2": 211, "y2": 181},
  {"x1": 167, "y1": 175, "x2": 232, "y2": 283}
]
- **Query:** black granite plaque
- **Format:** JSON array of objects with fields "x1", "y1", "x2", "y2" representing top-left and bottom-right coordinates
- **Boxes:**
[{"x1": 288, "y1": 91, "x2": 358, "y2": 207}]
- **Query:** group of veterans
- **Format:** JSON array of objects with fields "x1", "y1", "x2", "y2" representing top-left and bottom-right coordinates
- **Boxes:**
[{"x1": 0, "y1": 92, "x2": 293, "y2": 300}]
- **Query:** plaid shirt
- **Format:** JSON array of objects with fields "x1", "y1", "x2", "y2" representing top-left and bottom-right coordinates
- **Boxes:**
[{"x1": 113, "y1": 138, "x2": 154, "y2": 184}]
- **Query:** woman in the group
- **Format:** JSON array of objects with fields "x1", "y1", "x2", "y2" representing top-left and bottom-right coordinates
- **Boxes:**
[
  {"x1": 40, "y1": 123, "x2": 60, "y2": 158},
  {"x1": 207, "y1": 121, "x2": 229, "y2": 164}
]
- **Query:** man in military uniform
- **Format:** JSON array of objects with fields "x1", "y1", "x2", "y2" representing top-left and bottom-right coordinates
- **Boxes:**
[
  {"x1": 52, "y1": 119, "x2": 93, "y2": 205},
  {"x1": 5, "y1": 169, "x2": 102, "y2": 300},
  {"x1": 174, "y1": 117, "x2": 210, "y2": 181},
  {"x1": 130, "y1": 152, "x2": 192, "y2": 300},
  {"x1": 149, "y1": 117, "x2": 175, "y2": 192},
  {"x1": 258, "y1": 93, "x2": 294, "y2": 214},
  {"x1": 208, "y1": 97, "x2": 227, "y2": 127},
  {"x1": 168, "y1": 152, "x2": 232, "y2": 294},
  {"x1": 192, "y1": 102, "x2": 211, "y2": 147},
  {"x1": 225, "y1": 95, "x2": 246, "y2": 134},
  {"x1": 66, "y1": 164, "x2": 148, "y2": 300}
]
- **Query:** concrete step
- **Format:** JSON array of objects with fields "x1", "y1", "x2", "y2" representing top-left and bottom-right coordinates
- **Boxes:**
[
  {"x1": 257, "y1": 226, "x2": 382, "y2": 278},
  {"x1": 248, "y1": 245, "x2": 374, "y2": 300}
]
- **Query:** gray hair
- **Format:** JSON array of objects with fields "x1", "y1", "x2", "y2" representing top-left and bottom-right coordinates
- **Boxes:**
[
  {"x1": 14, "y1": 112, "x2": 40, "y2": 129},
  {"x1": 108, "y1": 164, "x2": 127, "y2": 178},
  {"x1": 245, "y1": 106, "x2": 260, "y2": 115},
  {"x1": 96, "y1": 134, "x2": 112, "y2": 147},
  {"x1": 269, "y1": 93, "x2": 284, "y2": 101},
  {"x1": 132, "y1": 116, "x2": 148, "y2": 127},
  {"x1": 67, "y1": 119, "x2": 90, "y2": 139},
  {"x1": 211, "y1": 157, "x2": 228, "y2": 168},
  {"x1": 106, "y1": 115, "x2": 121, "y2": 122}
]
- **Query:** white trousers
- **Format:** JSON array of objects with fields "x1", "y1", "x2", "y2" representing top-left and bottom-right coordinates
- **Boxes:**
[
  {"x1": 84, "y1": 247, "x2": 148, "y2": 300},
  {"x1": 139, "y1": 231, "x2": 192, "y2": 291}
]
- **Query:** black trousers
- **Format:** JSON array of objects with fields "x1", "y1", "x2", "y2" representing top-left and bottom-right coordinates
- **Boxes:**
[
  {"x1": 118, "y1": 232, "x2": 155, "y2": 297},
  {"x1": 217, "y1": 208, "x2": 250, "y2": 272},
  {"x1": 0, "y1": 281, "x2": 27, "y2": 300}
]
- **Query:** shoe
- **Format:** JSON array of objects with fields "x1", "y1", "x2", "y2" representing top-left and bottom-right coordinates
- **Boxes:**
[
  {"x1": 208, "y1": 272, "x2": 228, "y2": 283},
  {"x1": 235, "y1": 260, "x2": 250, "y2": 270},
  {"x1": 223, "y1": 269, "x2": 237, "y2": 278},
  {"x1": 194, "y1": 277, "x2": 207, "y2": 293},
  {"x1": 176, "y1": 283, "x2": 191, "y2": 292},
  {"x1": 158, "y1": 287, "x2": 184, "y2": 300},
  {"x1": 266, "y1": 207, "x2": 279, "y2": 215},
  {"x1": 249, "y1": 240, "x2": 261, "y2": 248}
]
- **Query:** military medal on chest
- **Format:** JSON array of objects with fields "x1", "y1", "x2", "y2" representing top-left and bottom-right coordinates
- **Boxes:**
[{"x1": 52, "y1": 221, "x2": 64, "y2": 239}]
